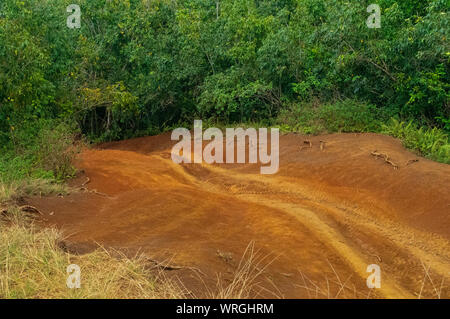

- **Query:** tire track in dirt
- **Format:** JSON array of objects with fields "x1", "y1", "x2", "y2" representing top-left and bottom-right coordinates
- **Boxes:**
[
  {"x1": 201, "y1": 162, "x2": 449, "y2": 257},
  {"x1": 170, "y1": 164, "x2": 432, "y2": 298},
  {"x1": 29, "y1": 133, "x2": 450, "y2": 298}
]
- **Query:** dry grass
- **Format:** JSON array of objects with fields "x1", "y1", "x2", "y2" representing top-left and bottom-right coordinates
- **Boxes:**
[
  {"x1": 0, "y1": 209, "x2": 187, "y2": 299},
  {"x1": 417, "y1": 260, "x2": 446, "y2": 299},
  {"x1": 295, "y1": 260, "x2": 365, "y2": 299},
  {"x1": 0, "y1": 177, "x2": 274, "y2": 299},
  {"x1": 295, "y1": 259, "x2": 448, "y2": 299},
  {"x1": 0, "y1": 179, "x2": 69, "y2": 205},
  {"x1": 205, "y1": 242, "x2": 280, "y2": 299},
  {"x1": 0, "y1": 209, "x2": 275, "y2": 299}
]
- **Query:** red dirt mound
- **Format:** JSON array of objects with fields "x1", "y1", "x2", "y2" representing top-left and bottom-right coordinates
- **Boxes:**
[{"x1": 29, "y1": 132, "x2": 450, "y2": 298}]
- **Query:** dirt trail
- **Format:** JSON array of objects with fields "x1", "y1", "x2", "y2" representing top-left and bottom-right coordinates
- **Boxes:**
[{"x1": 30, "y1": 132, "x2": 450, "y2": 298}]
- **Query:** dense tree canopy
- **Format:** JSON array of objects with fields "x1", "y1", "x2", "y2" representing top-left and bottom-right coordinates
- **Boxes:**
[{"x1": 0, "y1": 0, "x2": 448, "y2": 143}]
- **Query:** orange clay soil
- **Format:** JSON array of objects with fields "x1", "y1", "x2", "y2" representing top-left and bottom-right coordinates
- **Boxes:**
[{"x1": 29, "y1": 132, "x2": 450, "y2": 298}]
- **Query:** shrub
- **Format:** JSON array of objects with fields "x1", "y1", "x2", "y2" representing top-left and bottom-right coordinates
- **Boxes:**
[
  {"x1": 276, "y1": 100, "x2": 384, "y2": 134},
  {"x1": 317, "y1": 101, "x2": 384, "y2": 133},
  {"x1": 382, "y1": 118, "x2": 450, "y2": 163},
  {"x1": 0, "y1": 119, "x2": 80, "y2": 183}
]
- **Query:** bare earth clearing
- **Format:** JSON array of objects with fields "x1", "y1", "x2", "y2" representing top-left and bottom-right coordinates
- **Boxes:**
[{"x1": 29, "y1": 133, "x2": 450, "y2": 298}]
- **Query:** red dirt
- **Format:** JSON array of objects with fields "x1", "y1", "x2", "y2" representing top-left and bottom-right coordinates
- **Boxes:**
[{"x1": 29, "y1": 132, "x2": 450, "y2": 298}]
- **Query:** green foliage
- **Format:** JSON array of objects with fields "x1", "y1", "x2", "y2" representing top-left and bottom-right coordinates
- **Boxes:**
[
  {"x1": 2, "y1": 0, "x2": 448, "y2": 136},
  {"x1": 382, "y1": 118, "x2": 450, "y2": 163},
  {"x1": 317, "y1": 102, "x2": 385, "y2": 133},
  {"x1": 277, "y1": 100, "x2": 385, "y2": 134},
  {"x1": 0, "y1": 0, "x2": 448, "y2": 164},
  {"x1": 78, "y1": 82, "x2": 139, "y2": 141},
  {"x1": 198, "y1": 70, "x2": 277, "y2": 121},
  {"x1": 0, "y1": 119, "x2": 80, "y2": 183},
  {"x1": 435, "y1": 116, "x2": 450, "y2": 133}
]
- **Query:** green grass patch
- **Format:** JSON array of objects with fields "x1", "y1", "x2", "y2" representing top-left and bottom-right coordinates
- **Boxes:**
[
  {"x1": 382, "y1": 118, "x2": 450, "y2": 164},
  {"x1": 276, "y1": 99, "x2": 386, "y2": 134},
  {"x1": 275, "y1": 100, "x2": 449, "y2": 164},
  {"x1": 0, "y1": 119, "x2": 81, "y2": 204}
]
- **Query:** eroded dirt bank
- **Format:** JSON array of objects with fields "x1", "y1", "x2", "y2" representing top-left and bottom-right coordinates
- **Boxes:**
[{"x1": 29, "y1": 133, "x2": 450, "y2": 298}]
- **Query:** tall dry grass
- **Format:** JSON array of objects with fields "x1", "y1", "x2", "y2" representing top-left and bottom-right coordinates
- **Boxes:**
[
  {"x1": 0, "y1": 179, "x2": 69, "y2": 205},
  {"x1": 0, "y1": 209, "x2": 187, "y2": 299},
  {"x1": 204, "y1": 242, "x2": 280, "y2": 299},
  {"x1": 0, "y1": 209, "x2": 277, "y2": 299}
]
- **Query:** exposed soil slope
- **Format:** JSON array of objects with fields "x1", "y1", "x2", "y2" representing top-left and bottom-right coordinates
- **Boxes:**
[{"x1": 29, "y1": 133, "x2": 450, "y2": 298}]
